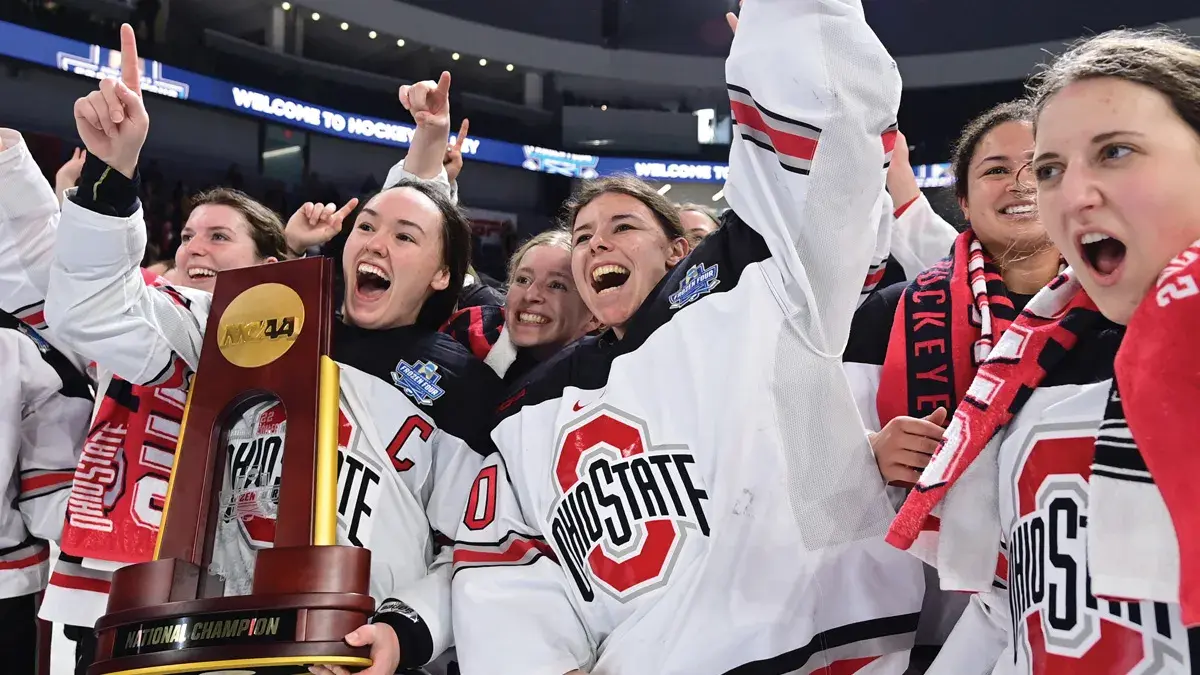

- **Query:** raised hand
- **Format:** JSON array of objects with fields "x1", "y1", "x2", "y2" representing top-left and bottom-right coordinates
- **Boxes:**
[
  {"x1": 72, "y1": 24, "x2": 148, "y2": 179},
  {"x1": 285, "y1": 197, "x2": 360, "y2": 257},
  {"x1": 726, "y1": 0, "x2": 743, "y2": 34},
  {"x1": 55, "y1": 147, "x2": 87, "y2": 203},
  {"x1": 444, "y1": 118, "x2": 469, "y2": 183},
  {"x1": 399, "y1": 71, "x2": 452, "y2": 131}
]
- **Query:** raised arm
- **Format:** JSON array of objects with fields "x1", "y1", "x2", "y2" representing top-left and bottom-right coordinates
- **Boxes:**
[
  {"x1": 0, "y1": 129, "x2": 62, "y2": 328},
  {"x1": 44, "y1": 24, "x2": 209, "y2": 387},
  {"x1": 384, "y1": 72, "x2": 458, "y2": 202},
  {"x1": 723, "y1": 0, "x2": 901, "y2": 355}
]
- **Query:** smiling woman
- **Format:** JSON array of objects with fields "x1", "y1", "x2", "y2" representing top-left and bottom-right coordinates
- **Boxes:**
[
  {"x1": 562, "y1": 175, "x2": 689, "y2": 337},
  {"x1": 175, "y1": 188, "x2": 288, "y2": 292}
]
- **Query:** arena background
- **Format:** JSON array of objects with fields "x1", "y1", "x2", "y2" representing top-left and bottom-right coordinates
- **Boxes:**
[{"x1": 1, "y1": 0, "x2": 1196, "y2": 671}]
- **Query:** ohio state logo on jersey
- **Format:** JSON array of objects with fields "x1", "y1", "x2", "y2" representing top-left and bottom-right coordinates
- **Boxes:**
[
  {"x1": 1008, "y1": 426, "x2": 1190, "y2": 673},
  {"x1": 221, "y1": 403, "x2": 287, "y2": 548},
  {"x1": 548, "y1": 406, "x2": 710, "y2": 603}
]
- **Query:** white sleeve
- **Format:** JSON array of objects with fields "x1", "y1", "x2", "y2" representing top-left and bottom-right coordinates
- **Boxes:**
[
  {"x1": 383, "y1": 159, "x2": 458, "y2": 204},
  {"x1": 45, "y1": 197, "x2": 211, "y2": 387},
  {"x1": 451, "y1": 453, "x2": 596, "y2": 675},
  {"x1": 13, "y1": 333, "x2": 91, "y2": 543},
  {"x1": 378, "y1": 431, "x2": 486, "y2": 664},
  {"x1": 723, "y1": 0, "x2": 901, "y2": 356},
  {"x1": 887, "y1": 193, "x2": 958, "y2": 278},
  {"x1": 924, "y1": 591, "x2": 1009, "y2": 675},
  {"x1": 0, "y1": 129, "x2": 61, "y2": 324}
]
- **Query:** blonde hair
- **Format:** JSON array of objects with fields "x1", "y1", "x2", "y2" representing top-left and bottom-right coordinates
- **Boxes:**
[{"x1": 506, "y1": 229, "x2": 573, "y2": 287}]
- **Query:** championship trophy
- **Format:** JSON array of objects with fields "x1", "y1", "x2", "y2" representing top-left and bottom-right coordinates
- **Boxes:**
[{"x1": 89, "y1": 258, "x2": 374, "y2": 674}]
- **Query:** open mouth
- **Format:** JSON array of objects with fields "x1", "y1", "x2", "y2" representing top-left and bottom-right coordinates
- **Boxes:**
[
  {"x1": 517, "y1": 312, "x2": 549, "y2": 325},
  {"x1": 355, "y1": 262, "x2": 391, "y2": 299},
  {"x1": 188, "y1": 267, "x2": 217, "y2": 280},
  {"x1": 1079, "y1": 232, "x2": 1127, "y2": 279},
  {"x1": 590, "y1": 264, "x2": 630, "y2": 295}
]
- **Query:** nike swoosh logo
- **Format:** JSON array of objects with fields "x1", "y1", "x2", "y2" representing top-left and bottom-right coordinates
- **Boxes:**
[{"x1": 572, "y1": 401, "x2": 586, "y2": 412}]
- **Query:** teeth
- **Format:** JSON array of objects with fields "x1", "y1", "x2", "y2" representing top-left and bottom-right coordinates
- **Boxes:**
[
  {"x1": 1080, "y1": 232, "x2": 1112, "y2": 245},
  {"x1": 357, "y1": 262, "x2": 390, "y2": 281},
  {"x1": 518, "y1": 312, "x2": 548, "y2": 325},
  {"x1": 591, "y1": 264, "x2": 629, "y2": 282},
  {"x1": 188, "y1": 268, "x2": 216, "y2": 278},
  {"x1": 1002, "y1": 204, "x2": 1036, "y2": 215}
]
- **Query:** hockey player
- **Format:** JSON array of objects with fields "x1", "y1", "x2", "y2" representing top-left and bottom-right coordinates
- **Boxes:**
[
  {"x1": 886, "y1": 30, "x2": 1200, "y2": 673},
  {"x1": 844, "y1": 100, "x2": 1060, "y2": 670},
  {"x1": 0, "y1": 165, "x2": 93, "y2": 667},
  {"x1": 45, "y1": 26, "x2": 501, "y2": 674},
  {"x1": 449, "y1": 1, "x2": 924, "y2": 673},
  {"x1": 444, "y1": 229, "x2": 598, "y2": 384},
  {"x1": 0, "y1": 311, "x2": 91, "y2": 672}
]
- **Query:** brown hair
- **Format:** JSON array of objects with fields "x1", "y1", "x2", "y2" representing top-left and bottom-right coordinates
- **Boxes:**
[
  {"x1": 506, "y1": 229, "x2": 572, "y2": 287},
  {"x1": 562, "y1": 175, "x2": 686, "y2": 242},
  {"x1": 950, "y1": 99, "x2": 1035, "y2": 202},
  {"x1": 1030, "y1": 29, "x2": 1200, "y2": 140},
  {"x1": 190, "y1": 188, "x2": 288, "y2": 261},
  {"x1": 374, "y1": 179, "x2": 474, "y2": 331},
  {"x1": 678, "y1": 203, "x2": 720, "y2": 227}
]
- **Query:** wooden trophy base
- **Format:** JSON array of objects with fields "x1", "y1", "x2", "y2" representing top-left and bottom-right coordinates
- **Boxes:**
[{"x1": 89, "y1": 546, "x2": 374, "y2": 675}]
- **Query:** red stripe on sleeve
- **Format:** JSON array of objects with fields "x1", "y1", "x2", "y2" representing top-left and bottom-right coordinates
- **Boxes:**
[{"x1": 729, "y1": 100, "x2": 819, "y2": 161}]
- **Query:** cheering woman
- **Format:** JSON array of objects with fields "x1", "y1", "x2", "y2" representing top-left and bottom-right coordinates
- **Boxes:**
[
  {"x1": 449, "y1": 1, "x2": 924, "y2": 672},
  {"x1": 44, "y1": 25, "x2": 500, "y2": 675}
]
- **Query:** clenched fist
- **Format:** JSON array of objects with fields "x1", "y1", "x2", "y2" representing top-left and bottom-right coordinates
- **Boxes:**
[
  {"x1": 870, "y1": 407, "x2": 948, "y2": 486},
  {"x1": 399, "y1": 71, "x2": 452, "y2": 132},
  {"x1": 73, "y1": 24, "x2": 148, "y2": 179}
]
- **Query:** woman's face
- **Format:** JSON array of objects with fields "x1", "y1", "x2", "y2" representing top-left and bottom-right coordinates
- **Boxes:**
[
  {"x1": 960, "y1": 120, "x2": 1049, "y2": 260},
  {"x1": 570, "y1": 193, "x2": 688, "y2": 336},
  {"x1": 340, "y1": 188, "x2": 450, "y2": 330},
  {"x1": 1034, "y1": 77, "x2": 1200, "y2": 324},
  {"x1": 505, "y1": 244, "x2": 595, "y2": 350},
  {"x1": 174, "y1": 205, "x2": 275, "y2": 292}
]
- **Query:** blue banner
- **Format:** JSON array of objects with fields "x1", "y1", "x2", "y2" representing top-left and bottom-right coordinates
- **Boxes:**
[{"x1": 0, "y1": 20, "x2": 950, "y2": 187}]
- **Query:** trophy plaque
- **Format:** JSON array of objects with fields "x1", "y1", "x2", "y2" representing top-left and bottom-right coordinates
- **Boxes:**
[{"x1": 89, "y1": 257, "x2": 374, "y2": 675}]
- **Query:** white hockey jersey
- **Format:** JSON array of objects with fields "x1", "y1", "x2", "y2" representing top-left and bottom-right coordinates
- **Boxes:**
[
  {"x1": 449, "y1": 2, "x2": 923, "y2": 673},
  {"x1": 44, "y1": 185, "x2": 502, "y2": 666},
  {"x1": 0, "y1": 310, "x2": 92, "y2": 599},
  {"x1": 928, "y1": 319, "x2": 1199, "y2": 674}
]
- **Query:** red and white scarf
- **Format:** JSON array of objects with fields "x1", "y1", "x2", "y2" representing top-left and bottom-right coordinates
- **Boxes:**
[
  {"x1": 877, "y1": 230, "x2": 1018, "y2": 430},
  {"x1": 1090, "y1": 240, "x2": 1200, "y2": 625},
  {"x1": 885, "y1": 269, "x2": 1101, "y2": 591}
]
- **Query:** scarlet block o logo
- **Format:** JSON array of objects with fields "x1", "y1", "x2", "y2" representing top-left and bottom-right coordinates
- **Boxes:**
[{"x1": 549, "y1": 406, "x2": 709, "y2": 603}]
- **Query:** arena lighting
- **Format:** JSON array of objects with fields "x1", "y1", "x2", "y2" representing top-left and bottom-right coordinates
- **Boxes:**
[
  {"x1": 657, "y1": 184, "x2": 672, "y2": 196},
  {"x1": 451, "y1": 52, "x2": 461, "y2": 60},
  {"x1": 0, "y1": 19, "x2": 951, "y2": 187},
  {"x1": 396, "y1": 38, "x2": 405, "y2": 47},
  {"x1": 340, "y1": 22, "x2": 349, "y2": 31},
  {"x1": 262, "y1": 146, "x2": 302, "y2": 159},
  {"x1": 280, "y1": 2, "x2": 291, "y2": 10},
  {"x1": 310, "y1": 12, "x2": 320, "y2": 21},
  {"x1": 506, "y1": 63, "x2": 514, "y2": 71},
  {"x1": 369, "y1": 30, "x2": 377, "y2": 39},
  {"x1": 479, "y1": 58, "x2": 487, "y2": 66},
  {"x1": 711, "y1": 189, "x2": 724, "y2": 202}
]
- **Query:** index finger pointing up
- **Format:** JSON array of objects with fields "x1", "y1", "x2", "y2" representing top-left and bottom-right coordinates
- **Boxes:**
[
  {"x1": 119, "y1": 23, "x2": 141, "y2": 95},
  {"x1": 453, "y1": 118, "x2": 470, "y2": 151}
]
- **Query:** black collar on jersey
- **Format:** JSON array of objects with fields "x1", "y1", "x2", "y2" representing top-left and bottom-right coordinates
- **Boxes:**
[
  {"x1": 0, "y1": 310, "x2": 92, "y2": 401},
  {"x1": 331, "y1": 320, "x2": 503, "y2": 452}
]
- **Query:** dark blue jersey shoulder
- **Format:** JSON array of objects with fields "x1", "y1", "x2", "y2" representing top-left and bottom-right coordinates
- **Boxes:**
[
  {"x1": 332, "y1": 323, "x2": 502, "y2": 451},
  {"x1": 494, "y1": 209, "x2": 770, "y2": 425},
  {"x1": 0, "y1": 309, "x2": 92, "y2": 401}
]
